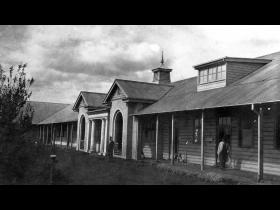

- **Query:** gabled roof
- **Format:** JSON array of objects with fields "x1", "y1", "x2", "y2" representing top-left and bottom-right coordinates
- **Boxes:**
[
  {"x1": 27, "y1": 101, "x2": 69, "y2": 124},
  {"x1": 103, "y1": 79, "x2": 173, "y2": 103},
  {"x1": 39, "y1": 104, "x2": 78, "y2": 124},
  {"x1": 134, "y1": 51, "x2": 280, "y2": 116},
  {"x1": 73, "y1": 91, "x2": 107, "y2": 111}
]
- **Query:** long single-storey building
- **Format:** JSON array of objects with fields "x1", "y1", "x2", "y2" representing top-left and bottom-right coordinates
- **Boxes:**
[
  {"x1": 27, "y1": 50, "x2": 280, "y2": 181},
  {"x1": 72, "y1": 51, "x2": 280, "y2": 181},
  {"x1": 25, "y1": 101, "x2": 78, "y2": 149}
]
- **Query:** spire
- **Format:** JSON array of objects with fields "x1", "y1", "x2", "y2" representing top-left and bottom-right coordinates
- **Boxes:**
[{"x1": 160, "y1": 50, "x2": 165, "y2": 67}]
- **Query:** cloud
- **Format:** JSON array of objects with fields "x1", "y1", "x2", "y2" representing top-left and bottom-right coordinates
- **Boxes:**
[{"x1": 2, "y1": 25, "x2": 280, "y2": 103}]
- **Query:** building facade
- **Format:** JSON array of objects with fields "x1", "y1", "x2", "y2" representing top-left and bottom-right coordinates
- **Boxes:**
[{"x1": 28, "y1": 50, "x2": 280, "y2": 180}]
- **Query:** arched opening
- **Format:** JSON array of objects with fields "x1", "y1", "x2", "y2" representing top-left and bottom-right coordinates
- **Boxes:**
[
  {"x1": 79, "y1": 115, "x2": 86, "y2": 150},
  {"x1": 114, "y1": 111, "x2": 123, "y2": 155}
]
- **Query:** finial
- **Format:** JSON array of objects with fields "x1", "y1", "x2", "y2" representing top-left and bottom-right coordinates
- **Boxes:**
[{"x1": 160, "y1": 50, "x2": 164, "y2": 67}]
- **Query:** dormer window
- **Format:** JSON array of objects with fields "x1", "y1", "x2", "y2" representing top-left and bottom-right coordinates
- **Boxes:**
[
  {"x1": 199, "y1": 64, "x2": 226, "y2": 85},
  {"x1": 194, "y1": 57, "x2": 271, "y2": 92}
]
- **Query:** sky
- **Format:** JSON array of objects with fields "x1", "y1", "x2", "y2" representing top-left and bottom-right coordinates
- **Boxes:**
[{"x1": 1, "y1": 25, "x2": 280, "y2": 104}]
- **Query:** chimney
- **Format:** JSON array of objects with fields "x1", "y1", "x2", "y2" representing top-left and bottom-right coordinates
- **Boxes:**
[{"x1": 152, "y1": 51, "x2": 172, "y2": 84}]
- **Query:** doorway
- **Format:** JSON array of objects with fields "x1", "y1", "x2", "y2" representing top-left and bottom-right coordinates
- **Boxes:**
[
  {"x1": 114, "y1": 111, "x2": 123, "y2": 156},
  {"x1": 79, "y1": 116, "x2": 86, "y2": 150},
  {"x1": 216, "y1": 116, "x2": 231, "y2": 164}
]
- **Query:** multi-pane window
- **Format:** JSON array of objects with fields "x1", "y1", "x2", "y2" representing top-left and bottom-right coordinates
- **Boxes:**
[
  {"x1": 193, "y1": 118, "x2": 201, "y2": 144},
  {"x1": 208, "y1": 67, "x2": 217, "y2": 82},
  {"x1": 218, "y1": 117, "x2": 231, "y2": 142},
  {"x1": 217, "y1": 64, "x2": 226, "y2": 81},
  {"x1": 239, "y1": 113, "x2": 255, "y2": 148},
  {"x1": 199, "y1": 69, "x2": 208, "y2": 84},
  {"x1": 275, "y1": 116, "x2": 280, "y2": 149},
  {"x1": 199, "y1": 64, "x2": 226, "y2": 84}
]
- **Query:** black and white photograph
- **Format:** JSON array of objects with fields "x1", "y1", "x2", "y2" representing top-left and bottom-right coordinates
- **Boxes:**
[{"x1": 1, "y1": 25, "x2": 280, "y2": 185}]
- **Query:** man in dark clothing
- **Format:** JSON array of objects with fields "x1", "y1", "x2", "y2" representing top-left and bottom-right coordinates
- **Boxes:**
[{"x1": 107, "y1": 138, "x2": 115, "y2": 159}]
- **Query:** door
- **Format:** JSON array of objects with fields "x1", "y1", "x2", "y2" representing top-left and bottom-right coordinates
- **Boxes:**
[{"x1": 216, "y1": 116, "x2": 231, "y2": 164}]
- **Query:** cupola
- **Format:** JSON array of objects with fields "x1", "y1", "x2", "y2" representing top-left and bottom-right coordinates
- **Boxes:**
[{"x1": 152, "y1": 51, "x2": 172, "y2": 84}]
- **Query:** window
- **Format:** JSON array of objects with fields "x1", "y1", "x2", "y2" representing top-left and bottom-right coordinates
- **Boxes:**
[
  {"x1": 199, "y1": 69, "x2": 208, "y2": 84},
  {"x1": 239, "y1": 113, "x2": 255, "y2": 148},
  {"x1": 217, "y1": 64, "x2": 226, "y2": 81},
  {"x1": 218, "y1": 117, "x2": 231, "y2": 141},
  {"x1": 153, "y1": 72, "x2": 160, "y2": 82},
  {"x1": 193, "y1": 118, "x2": 201, "y2": 144},
  {"x1": 208, "y1": 67, "x2": 217, "y2": 82},
  {"x1": 199, "y1": 64, "x2": 226, "y2": 85},
  {"x1": 275, "y1": 116, "x2": 280, "y2": 149}
]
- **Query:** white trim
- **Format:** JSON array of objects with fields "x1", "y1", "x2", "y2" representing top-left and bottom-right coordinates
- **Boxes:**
[{"x1": 88, "y1": 112, "x2": 108, "y2": 120}]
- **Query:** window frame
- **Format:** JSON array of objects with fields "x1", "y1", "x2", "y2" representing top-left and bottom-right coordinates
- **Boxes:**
[
  {"x1": 274, "y1": 115, "x2": 280, "y2": 149},
  {"x1": 217, "y1": 116, "x2": 232, "y2": 143},
  {"x1": 238, "y1": 112, "x2": 255, "y2": 148},
  {"x1": 193, "y1": 117, "x2": 201, "y2": 144},
  {"x1": 199, "y1": 64, "x2": 226, "y2": 85}
]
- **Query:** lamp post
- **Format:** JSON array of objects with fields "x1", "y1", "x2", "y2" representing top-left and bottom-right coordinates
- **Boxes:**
[{"x1": 50, "y1": 154, "x2": 56, "y2": 185}]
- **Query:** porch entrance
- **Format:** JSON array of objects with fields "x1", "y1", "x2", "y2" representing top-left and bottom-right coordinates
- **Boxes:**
[
  {"x1": 140, "y1": 116, "x2": 156, "y2": 159},
  {"x1": 94, "y1": 119, "x2": 102, "y2": 153},
  {"x1": 216, "y1": 116, "x2": 232, "y2": 165},
  {"x1": 79, "y1": 116, "x2": 86, "y2": 150},
  {"x1": 114, "y1": 111, "x2": 123, "y2": 156}
]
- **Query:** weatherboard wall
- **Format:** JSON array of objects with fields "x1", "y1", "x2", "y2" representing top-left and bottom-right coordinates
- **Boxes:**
[
  {"x1": 226, "y1": 62, "x2": 265, "y2": 85},
  {"x1": 155, "y1": 106, "x2": 280, "y2": 176}
]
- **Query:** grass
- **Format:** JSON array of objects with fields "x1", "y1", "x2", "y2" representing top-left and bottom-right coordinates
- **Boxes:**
[
  {"x1": 52, "y1": 149, "x2": 214, "y2": 185},
  {"x1": 12, "y1": 147, "x2": 222, "y2": 185},
  {"x1": 0, "y1": 147, "x2": 233, "y2": 185}
]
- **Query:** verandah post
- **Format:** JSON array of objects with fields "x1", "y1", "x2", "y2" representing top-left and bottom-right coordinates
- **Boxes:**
[
  {"x1": 42, "y1": 125, "x2": 45, "y2": 145},
  {"x1": 258, "y1": 107, "x2": 263, "y2": 182},
  {"x1": 46, "y1": 125, "x2": 49, "y2": 145},
  {"x1": 155, "y1": 115, "x2": 159, "y2": 161},
  {"x1": 66, "y1": 123, "x2": 69, "y2": 149},
  {"x1": 39, "y1": 125, "x2": 42, "y2": 142},
  {"x1": 60, "y1": 123, "x2": 63, "y2": 147},
  {"x1": 171, "y1": 113, "x2": 174, "y2": 165},
  {"x1": 70, "y1": 122, "x2": 74, "y2": 148},
  {"x1": 201, "y1": 109, "x2": 204, "y2": 171}
]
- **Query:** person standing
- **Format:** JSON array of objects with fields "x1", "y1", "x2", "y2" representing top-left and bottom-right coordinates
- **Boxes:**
[
  {"x1": 225, "y1": 137, "x2": 231, "y2": 168},
  {"x1": 107, "y1": 138, "x2": 115, "y2": 159},
  {"x1": 217, "y1": 138, "x2": 226, "y2": 169}
]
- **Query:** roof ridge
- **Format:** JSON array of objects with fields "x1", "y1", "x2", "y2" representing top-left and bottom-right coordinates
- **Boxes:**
[
  {"x1": 28, "y1": 100, "x2": 70, "y2": 105},
  {"x1": 115, "y1": 78, "x2": 174, "y2": 86},
  {"x1": 81, "y1": 91, "x2": 107, "y2": 95},
  {"x1": 171, "y1": 76, "x2": 197, "y2": 84},
  {"x1": 256, "y1": 51, "x2": 280, "y2": 59}
]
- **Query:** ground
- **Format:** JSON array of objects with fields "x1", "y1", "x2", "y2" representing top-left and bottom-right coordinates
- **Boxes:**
[
  {"x1": 0, "y1": 147, "x2": 231, "y2": 185},
  {"x1": 3, "y1": 147, "x2": 277, "y2": 185},
  {"x1": 44, "y1": 149, "x2": 219, "y2": 185}
]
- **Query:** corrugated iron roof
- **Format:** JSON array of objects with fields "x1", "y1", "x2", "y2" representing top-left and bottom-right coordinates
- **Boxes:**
[
  {"x1": 104, "y1": 79, "x2": 173, "y2": 103},
  {"x1": 38, "y1": 104, "x2": 78, "y2": 124},
  {"x1": 27, "y1": 101, "x2": 69, "y2": 124},
  {"x1": 134, "y1": 51, "x2": 280, "y2": 116},
  {"x1": 73, "y1": 91, "x2": 107, "y2": 111}
]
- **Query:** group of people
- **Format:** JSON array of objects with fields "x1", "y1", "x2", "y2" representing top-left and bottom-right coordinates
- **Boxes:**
[{"x1": 217, "y1": 137, "x2": 231, "y2": 169}]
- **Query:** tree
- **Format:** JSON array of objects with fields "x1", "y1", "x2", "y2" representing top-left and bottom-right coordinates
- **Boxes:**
[{"x1": 0, "y1": 63, "x2": 35, "y2": 183}]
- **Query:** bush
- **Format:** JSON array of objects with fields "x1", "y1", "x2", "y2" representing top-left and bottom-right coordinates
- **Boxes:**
[{"x1": 0, "y1": 64, "x2": 36, "y2": 184}]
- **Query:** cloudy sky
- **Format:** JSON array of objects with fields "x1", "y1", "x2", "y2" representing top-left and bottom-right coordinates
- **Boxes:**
[{"x1": 1, "y1": 25, "x2": 280, "y2": 104}]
